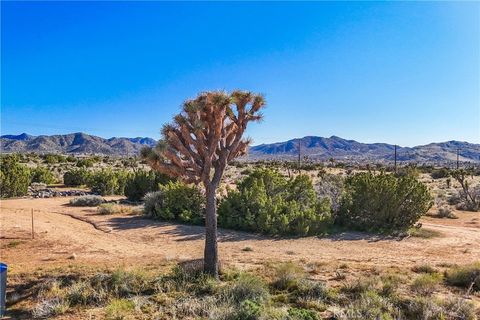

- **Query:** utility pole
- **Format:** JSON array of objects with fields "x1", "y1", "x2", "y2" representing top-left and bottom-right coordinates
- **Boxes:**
[
  {"x1": 394, "y1": 144, "x2": 397, "y2": 173},
  {"x1": 456, "y1": 148, "x2": 459, "y2": 170},
  {"x1": 297, "y1": 140, "x2": 301, "y2": 169},
  {"x1": 31, "y1": 209, "x2": 35, "y2": 239}
]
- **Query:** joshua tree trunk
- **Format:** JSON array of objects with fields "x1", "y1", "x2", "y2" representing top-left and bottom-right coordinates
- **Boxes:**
[{"x1": 204, "y1": 183, "x2": 219, "y2": 278}]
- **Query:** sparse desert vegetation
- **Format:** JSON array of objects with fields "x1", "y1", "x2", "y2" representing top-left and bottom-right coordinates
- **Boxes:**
[{"x1": 1, "y1": 153, "x2": 480, "y2": 318}]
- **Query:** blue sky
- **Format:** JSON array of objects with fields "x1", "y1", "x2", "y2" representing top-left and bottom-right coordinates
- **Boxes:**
[{"x1": 2, "y1": 1, "x2": 479, "y2": 146}]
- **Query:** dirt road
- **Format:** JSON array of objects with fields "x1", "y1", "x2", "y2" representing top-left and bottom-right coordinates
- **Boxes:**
[{"x1": 1, "y1": 197, "x2": 479, "y2": 276}]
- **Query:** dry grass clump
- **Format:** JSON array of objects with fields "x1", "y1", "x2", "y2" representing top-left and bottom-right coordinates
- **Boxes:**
[
  {"x1": 412, "y1": 264, "x2": 438, "y2": 274},
  {"x1": 410, "y1": 273, "x2": 442, "y2": 294},
  {"x1": 403, "y1": 296, "x2": 477, "y2": 320},
  {"x1": 272, "y1": 262, "x2": 306, "y2": 291},
  {"x1": 105, "y1": 298, "x2": 135, "y2": 320},
  {"x1": 69, "y1": 195, "x2": 104, "y2": 207},
  {"x1": 408, "y1": 227, "x2": 443, "y2": 239},
  {"x1": 97, "y1": 203, "x2": 141, "y2": 215},
  {"x1": 445, "y1": 262, "x2": 480, "y2": 292}
]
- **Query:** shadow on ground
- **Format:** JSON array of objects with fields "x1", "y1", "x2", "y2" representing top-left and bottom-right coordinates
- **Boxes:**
[
  {"x1": 105, "y1": 215, "x2": 265, "y2": 243},
  {"x1": 103, "y1": 215, "x2": 402, "y2": 244}
]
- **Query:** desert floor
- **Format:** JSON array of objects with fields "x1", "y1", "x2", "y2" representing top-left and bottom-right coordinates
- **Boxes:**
[{"x1": 1, "y1": 196, "x2": 479, "y2": 279}]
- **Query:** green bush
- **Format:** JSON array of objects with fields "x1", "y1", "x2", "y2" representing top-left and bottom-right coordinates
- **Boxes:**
[
  {"x1": 31, "y1": 166, "x2": 56, "y2": 184},
  {"x1": 0, "y1": 154, "x2": 31, "y2": 198},
  {"x1": 337, "y1": 171, "x2": 433, "y2": 233},
  {"x1": 88, "y1": 169, "x2": 130, "y2": 196},
  {"x1": 218, "y1": 168, "x2": 332, "y2": 236},
  {"x1": 287, "y1": 307, "x2": 318, "y2": 320},
  {"x1": 43, "y1": 154, "x2": 66, "y2": 164},
  {"x1": 143, "y1": 181, "x2": 204, "y2": 224},
  {"x1": 76, "y1": 158, "x2": 95, "y2": 168},
  {"x1": 124, "y1": 170, "x2": 171, "y2": 202},
  {"x1": 430, "y1": 168, "x2": 450, "y2": 179},
  {"x1": 63, "y1": 168, "x2": 91, "y2": 186}
]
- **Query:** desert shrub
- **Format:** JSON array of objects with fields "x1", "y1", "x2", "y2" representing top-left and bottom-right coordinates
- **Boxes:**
[
  {"x1": 63, "y1": 168, "x2": 91, "y2": 186},
  {"x1": 316, "y1": 173, "x2": 344, "y2": 212},
  {"x1": 435, "y1": 206, "x2": 457, "y2": 219},
  {"x1": 440, "y1": 297, "x2": 477, "y2": 320},
  {"x1": 445, "y1": 262, "x2": 480, "y2": 291},
  {"x1": 143, "y1": 181, "x2": 204, "y2": 224},
  {"x1": 337, "y1": 171, "x2": 433, "y2": 233},
  {"x1": 218, "y1": 169, "x2": 332, "y2": 236},
  {"x1": 0, "y1": 154, "x2": 31, "y2": 198},
  {"x1": 124, "y1": 170, "x2": 171, "y2": 202},
  {"x1": 115, "y1": 170, "x2": 130, "y2": 195},
  {"x1": 287, "y1": 307, "x2": 318, "y2": 320},
  {"x1": 295, "y1": 279, "x2": 334, "y2": 301},
  {"x1": 105, "y1": 298, "x2": 135, "y2": 320},
  {"x1": 222, "y1": 273, "x2": 269, "y2": 304},
  {"x1": 343, "y1": 291, "x2": 400, "y2": 320},
  {"x1": 32, "y1": 298, "x2": 70, "y2": 318},
  {"x1": 412, "y1": 264, "x2": 437, "y2": 274},
  {"x1": 272, "y1": 262, "x2": 305, "y2": 291},
  {"x1": 69, "y1": 195, "x2": 105, "y2": 207},
  {"x1": 65, "y1": 280, "x2": 98, "y2": 305},
  {"x1": 340, "y1": 277, "x2": 379, "y2": 298},
  {"x1": 30, "y1": 166, "x2": 56, "y2": 184},
  {"x1": 451, "y1": 169, "x2": 480, "y2": 211},
  {"x1": 76, "y1": 158, "x2": 95, "y2": 168},
  {"x1": 410, "y1": 273, "x2": 442, "y2": 294},
  {"x1": 43, "y1": 154, "x2": 66, "y2": 164},
  {"x1": 430, "y1": 168, "x2": 450, "y2": 179},
  {"x1": 93, "y1": 269, "x2": 153, "y2": 297},
  {"x1": 378, "y1": 274, "x2": 402, "y2": 298},
  {"x1": 156, "y1": 261, "x2": 218, "y2": 296},
  {"x1": 88, "y1": 169, "x2": 130, "y2": 195},
  {"x1": 402, "y1": 296, "x2": 477, "y2": 320},
  {"x1": 97, "y1": 203, "x2": 134, "y2": 215}
]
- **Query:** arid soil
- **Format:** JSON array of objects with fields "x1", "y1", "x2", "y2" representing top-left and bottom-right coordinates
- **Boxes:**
[{"x1": 1, "y1": 197, "x2": 479, "y2": 278}]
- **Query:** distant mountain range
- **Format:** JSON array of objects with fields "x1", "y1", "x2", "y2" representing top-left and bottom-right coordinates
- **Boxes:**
[
  {"x1": 248, "y1": 136, "x2": 480, "y2": 164},
  {"x1": 0, "y1": 132, "x2": 156, "y2": 156},
  {"x1": 1, "y1": 133, "x2": 479, "y2": 163}
]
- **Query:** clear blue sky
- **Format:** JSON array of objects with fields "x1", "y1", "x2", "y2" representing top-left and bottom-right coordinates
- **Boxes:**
[{"x1": 2, "y1": 1, "x2": 479, "y2": 146}]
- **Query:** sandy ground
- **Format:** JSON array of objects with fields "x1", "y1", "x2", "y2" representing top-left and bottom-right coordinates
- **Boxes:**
[{"x1": 1, "y1": 197, "x2": 479, "y2": 278}]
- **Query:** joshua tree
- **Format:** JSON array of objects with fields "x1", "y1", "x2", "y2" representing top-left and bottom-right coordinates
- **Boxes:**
[
  {"x1": 451, "y1": 169, "x2": 480, "y2": 211},
  {"x1": 141, "y1": 90, "x2": 265, "y2": 277}
]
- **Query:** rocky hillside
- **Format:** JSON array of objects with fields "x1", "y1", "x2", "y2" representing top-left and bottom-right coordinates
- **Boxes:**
[
  {"x1": 248, "y1": 136, "x2": 480, "y2": 164},
  {"x1": 0, "y1": 132, "x2": 156, "y2": 156},
  {"x1": 2, "y1": 132, "x2": 479, "y2": 163}
]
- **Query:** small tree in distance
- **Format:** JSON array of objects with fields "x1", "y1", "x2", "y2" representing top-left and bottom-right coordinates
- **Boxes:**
[{"x1": 141, "y1": 90, "x2": 265, "y2": 278}]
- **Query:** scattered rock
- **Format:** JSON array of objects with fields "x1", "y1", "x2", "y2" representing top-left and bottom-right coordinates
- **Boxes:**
[
  {"x1": 28, "y1": 187, "x2": 91, "y2": 198},
  {"x1": 68, "y1": 253, "x2": 77, "y2": 260}
]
